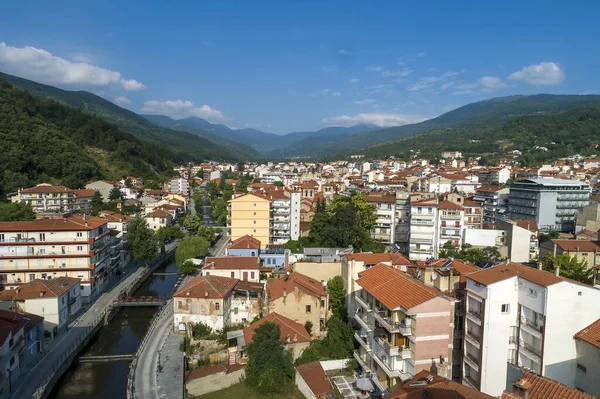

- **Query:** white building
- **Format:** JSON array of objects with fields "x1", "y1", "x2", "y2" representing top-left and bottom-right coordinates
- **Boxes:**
[
  {"x1": 167, "y1": 177, "x2": 189, "y2": 195},
  {"x1": 474, "y1": 186, "x2": 510, "y2": 225},
  {"x1": 11, "y1": 184, "x2": 93, "y2": 214},
  {"x1": 367, "y1": 193, "x2": 397, "y2": 245},
  {"x1": 0, "y1": 216, "x2": 115, "y2": 301},
  {"x1": 144, "y1": 209, "x2": 173, "y2": 230},
  {"x1": 408, "y1": 199, "x2": 466, "y2": 261},
  {"x1": 268, "y1": 190, "x2": 301, "y2": 244},
  {"x1": 462, "y1": 263, "x2": 600, "y2": 397}
]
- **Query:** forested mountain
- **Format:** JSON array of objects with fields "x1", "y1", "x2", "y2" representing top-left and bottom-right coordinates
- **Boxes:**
[
  {"x1": 143, "y1": 114, "x2": 378, "y2": 154},
  {"x1": 0, "y1": 72, "x2": 261, "y2": 162},
  {"x1": 360, "y1": 104, "x2": 600, "y2": 165},
  {"x1": 269, "y1": 94, "x2": 600, "y2": 158},
  {"x1": 0, "y1": 78, "x2": 175, "y2": 197}
]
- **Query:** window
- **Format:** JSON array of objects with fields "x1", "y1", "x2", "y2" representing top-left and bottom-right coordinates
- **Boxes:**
[
  {"x1": 528, "y1": 288, "x2": 537, "y2": 297},
  {"x1": 501, "y1": 304, "x2": 510, "y2": 313},
  {"x1": 215, "y1": 302, "x2": 220, "y2": 311},
  {"x1": 9, "y1": 338, "x2": 14, "y2": 347},
  {"x1": 77, "y1": 246, "x2": 83, "y2": 251},
  {"x1": 582, "y1": 253, "x2": 588, "y2": 256},
  {"x1": 62, "y1": 297, "x2": 65, "y2": 304},
  {"x1": 39, "y1": 248, "x2": 46, "y2": 255},
  {"x1": 41, "y1": 273, "x2": 47, "y2": 279},
  {"x1": 9, "y1": 356, "x2": 14, "y2": 366},
  {"x1": 320, "y1": 299, "x2": 325, "y2": 308},
  {"x1": 251, "y1": 272, "x2": 255, "y2": 280},
  {"x1": 253, "y1": 220, "x2": 256, "y2": 224},
  {"x1": 253, "y1": 203, "x2": 256, "y2": 207},
  {"x1": 253, "y1": 229, "x2": 256, "y2": 233},
  {"x1": 577, "y1": 364, "x2": 587, "y2": 373},
  {"x1": 306, "y1": 305, "x2": 311, "y2": 314},
  {"x1": 231, "y1": 272, "x2": 235, "y2": 278},
  {"x1": 253, "y1": 212, "x2": 256, "y2": 216},
  {"x1": 39, "y1": 233, "x2": 46, "y2": 241},
  {"x1": 29, "y1": 274, "x2": 35, "y2": 281},
  {"x1": 76, "y1": 232, "x2": 83, "y2": 238},
  {"x1": 38, "y1": 260, "x2": 44, "y2": 266},
  {"x1": 178, "y1": 301, "x2": 183, "y2": 309},
  {"x1": 0, "y1": 234, "x2": 4, "y2": 242}
]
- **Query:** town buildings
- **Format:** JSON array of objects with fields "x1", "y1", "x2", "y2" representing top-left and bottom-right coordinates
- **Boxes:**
[
  {"x1": 269, "y1": 190, "x2": 301, "y2": 244},
  {"x1": 573, "y1": 319, "x2": 600, "y2": 397},
  {"x1": 85, "y1": 180, "x2": 120, "y2": 202},
  {"x1": 367, "y1": 192, "x2": 397, "y2": 245},
  {"x1": 10, "y1": 184, "x2": 93, "y2": 214},
  {"x1": 462, "y1": 263, "x2": 600, "y2": 397},
  {"x1": 0, "y1": 216, "x2": 117, "y2": 301},
  {"x1": 200, "y1": 256, "x2": 261, "y2": 282},
  {"x1": 227, "y1": 193, "x2": 272, "y2": 249},
  {"x1": 475, "y1": 186, "x2": 510, "y2": 226},
  {"x1": 539, "y1": 239, "x2": 600, "y2": 268},
  {"x1": 508, "y1": 177, "x2": 591, "y2": 232}
]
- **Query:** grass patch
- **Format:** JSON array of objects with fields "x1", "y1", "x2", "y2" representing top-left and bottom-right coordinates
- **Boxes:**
[{"x1": 193, "y1": 382, "x2": 305, "y2": 399}]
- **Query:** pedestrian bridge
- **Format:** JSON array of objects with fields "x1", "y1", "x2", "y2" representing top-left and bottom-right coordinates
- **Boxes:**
[
  {"x1": 78, "y1": 354, "x2": 135, "y2": 362},
  {"x1": 112, "y1": 296, "x2": 167, "y2": 307}
]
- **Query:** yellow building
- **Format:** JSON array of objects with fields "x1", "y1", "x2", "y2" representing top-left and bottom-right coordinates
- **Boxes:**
[{"x1": 228, "y1": 193, "x2": 272, "y2": 249}]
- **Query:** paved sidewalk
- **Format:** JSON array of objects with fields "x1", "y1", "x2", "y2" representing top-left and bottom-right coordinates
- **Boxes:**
[{"x1": 156, "y1": 329, "x2": 184, "y2": 399}]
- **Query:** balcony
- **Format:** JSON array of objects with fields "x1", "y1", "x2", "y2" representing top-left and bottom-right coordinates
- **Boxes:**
[
  {"x1": 373, "y1": 309, "x2": 411, "y2": 335},
  {"x1": 375, "y1": 337, "x2": 413, "y2": 360},
  {"x1": 464, "y1": 352, "x2": 479, "y2": 370},
  {"x1": 464, "y1": 375, "x2": 479, "y2": 389},
  {"x1": 354, "y1": 312, "x2": 372, "y2": 332},
  {"x1": 354, "y1": 293, "x2": 371, "y2": 311},
  {"x1": 409, "y1": 246, "x2": 434, "y2": 254},
  {"x1": 440, "y1": 213, "x2": 462, "y2": 219},
  {"x1": 411, "y1": 237, "x2": 434, "y2": 245},
  {"x1": 370, "y1": 376, "x2": 389, "y2": 396},
  {"x1": 520, "y1": 316, "x2": 543, "y2": 334},
  {"x1": 411, "y1": 219, "x2": 434, "y2": 226},
  {"x1": 520, "y1": 340, "x2": 542, "y2": 358},
  {"x1": 466, "y1": 329, "x2": 481, "y2": 342},
  {"x1": 467, "y1": 307, "x2": 482, "y2": 320},
  {"x1": 413, "y1": 212, "x2": 435, "y2": 218},
  {"x1": 354, "y1": 332, "x2": 372, "y2": 351},
  {"x1": 353, "y1": 350, "x2": 371, "y2": 372},
  {"x1": 371, "y1": 349, "x2": 401, "y2": 378}
]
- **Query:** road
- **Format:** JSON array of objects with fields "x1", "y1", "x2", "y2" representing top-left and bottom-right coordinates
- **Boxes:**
[{"x1": 11, "y1": 242, "x2": 178, "y2": 399}]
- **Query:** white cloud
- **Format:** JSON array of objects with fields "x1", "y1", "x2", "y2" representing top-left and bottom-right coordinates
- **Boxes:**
[
  {"x1": 406, "y1": 71, "x2": 461, "y2": 91},
  {"x1": 382, "y1": 68, "x2": 414, "y2": 78},
  {"x1": 141, "y1": 100, "x2": 224, "y2": 121},
  {"x1": 337, "y1": 49, "x2": 349, "y2": 55},
  {"x1": 366, "y1": 64, "x2": 384, "y2": 72},
  {"x1": 321, "y1": 112, "x2": 427, "y2": 127},
  {"x1": 479, "y1": 76, "x2": 507, "y2": 90},
  {"x1": 0, "y1": 42, "x2": 145, "y2": 91},
  {"x1": 509, "y1": 62, "x2": 565, "y2": 85},
  {"x1": 350, "y1": 77, "x2": 360, "y2": 83},
  {"x1": 113, "y1": 95, "x2": 131, "y2": 105},
  {"x1": 354, "y1": 99, "x2": 376, "y2": 105},
  {"x1": 320, "y1": 89, "x2": 341, "y2": 97},
  {"x1": 244, "y1": 123, "x2": 272, "y2": 129},
  {"x1": 417, "y1": 52, "x2": 426, "y2": 57}
]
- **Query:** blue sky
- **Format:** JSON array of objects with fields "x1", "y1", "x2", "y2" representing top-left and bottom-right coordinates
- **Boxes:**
[{"x1": 0, "y1": 0, "x2": 598, "y2": 133}]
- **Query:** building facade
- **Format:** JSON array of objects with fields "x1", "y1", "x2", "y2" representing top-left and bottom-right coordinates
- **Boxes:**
[
  {"x1": 474, "y1": 186, "x2": 510, "y2": 226},
  {"x1": 367, "y1": 193, "x2": 397, "y2": 245},
  {"x1": 227, "y1": 193, "x2": 272, "y2": 249},
  {"x1": 10, "y1": 184, "x2": 93, "y2": 214}
]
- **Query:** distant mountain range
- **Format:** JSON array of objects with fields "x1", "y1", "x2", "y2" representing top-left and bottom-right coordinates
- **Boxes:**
[{"x1": 141, "y1": 114, "x2": 379, "y2": 155}]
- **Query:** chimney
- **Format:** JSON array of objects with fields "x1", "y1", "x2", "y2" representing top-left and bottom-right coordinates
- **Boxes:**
[
  {"x1": 511, "y1": 378, "x2": 530, "y2": 399},
  {"x1": 282, "y1": 289, "x2": 287, "y2": 297},
  {"x1": 83, "y1": 213, "x2": 86, "y2": 220},
  {"x1": 39, "y1": 291, "x2": 44, "y2": 297},
  {"x1": 555, "y1": 267, "x2": 560, "y2": 277},
  {"x1": 205, "y1": 291, "x2": 209, "y2": 297},
  {"x1": 537, "y1": 262, "x2": 542, "y2": 270}
]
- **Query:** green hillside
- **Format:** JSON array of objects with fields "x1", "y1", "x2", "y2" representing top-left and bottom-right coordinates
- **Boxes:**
[
  {"x1": 0, "y1": 72, "x2": 260, "y2": 162},
  {"x1": 360, "y1": 104, "x2": 600, "y2": 165},
  {"x1": 0, "y1": 78, "x2": 174, "y2": 197},
  {"x1": 271, "y1": 94, "x2": 600, "y2": 158}
]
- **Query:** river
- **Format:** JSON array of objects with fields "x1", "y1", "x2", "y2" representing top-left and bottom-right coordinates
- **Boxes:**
[{"x1": 49, "y1": 260, "x2": 180, "y2": 399}]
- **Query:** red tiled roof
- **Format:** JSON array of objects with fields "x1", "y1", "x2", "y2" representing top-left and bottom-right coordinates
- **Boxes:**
[
  {"x1": 476, "y1": 185, "x2": 506, "y2": 193},
  {"x1": 0, "y1": 310, "x2": 31, "y2": 345},
  {"x1": 0, "y1": 215, "x2": 107, "y2": 232},
  {"x1": 345, "y1": 253, "x2": 411, "y2": 266},
  {"x1": 574, "y1": 318, "x2": 600, "y2": 349},
  {"x1": 228, "y1": 192, "x2": 272, "y2": 203},
  {"x1": 514, "y1": 219, "x2": 539, "y2": 232},
  {"x1": 74, "y1": 189, "x2": 95, "y2": 198},
  {"x1": 0, "y1": 277, "x2": 80, "y2": 300},
  {"x1": 295, "y1": 361, "x2": 334, "y2": 397},
  {"x1": 268, "y1": 272, "x2": 327, "y2": 301},
  {"x1": 21, "y1": 184, "x2": 72, "y2": 194},
  {"x1": 502, "y1": 370, "x2": 596, "y2": 399},
  {"x1": 243, "y1": 312, "x2": 311, "y2": 345},
  {"x1": 357, "y1": 264, "x2": 443, "y2": 311},
  {"x1": 98, "y1": 210, "x2": 131, "y2": 223},
  {"x1": 173, "y1": 275, "x2": 238, "y2": 299},
  {"x1": 145, "y1": 210, "x2": 172, "y2": 218},
  {"x1": 229, "y1": 235, "x2": 261, "y2": 250},
  {"x1": 467, "y1": 263, "x2": 568, "y2": 287},
  {"x1": 551, "y1": 239, "x2": 600, "y2": 252},
  {"x1": 390, "y1": 370, "x2": 494, "y2": 399},
  {"x1": 203, "y1": 256, "x2": 261, "y2": 270},
  {"x1": 438, "y1": 200, "x2": 464, "y2": 210},
  {"x1": 366, "y1": 193, "x2": 396, "y2": 203},
  {"x1": 234, "y1": 280, "x2": 264, "y2": 293}
]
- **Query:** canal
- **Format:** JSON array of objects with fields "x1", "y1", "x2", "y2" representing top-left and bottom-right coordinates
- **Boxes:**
[{"x1": 49, "y1": 260, "x2": 180, "y2": 399}]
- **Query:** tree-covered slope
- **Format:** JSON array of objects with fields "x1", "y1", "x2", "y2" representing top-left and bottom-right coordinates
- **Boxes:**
[
  {"x1": 0, "y1": 78, "x2": 174, "y2": 197},
  {"x1": 360, "y1": 104, "x2": 600, "y2": 165},
  {"x1": 0, "y1": 72, "x2": 257, "y2": 162},
  {"x1": 271, "y1": 94, "x2": 600, "y2": 157}
]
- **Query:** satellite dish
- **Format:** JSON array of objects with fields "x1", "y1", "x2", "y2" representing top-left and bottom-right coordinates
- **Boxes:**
[{"x1": 431, "y1": 272, "x2": 438, "y2": 280}]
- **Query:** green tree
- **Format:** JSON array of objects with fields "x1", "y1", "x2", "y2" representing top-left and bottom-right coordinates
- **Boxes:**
[
  {"x1": 273, "y1": 181, "x2": 284, "y2": 187},
  {"x1": 236, "y1": 179, "x2": 248, "y2": 193},
  {"x1": 127, "y1": 216, "x2": 158, "y2": 265},
  {"x1": 541, "y1": 253, "x2": 594, "y2": 284},
  {"x1": 304, "y1": 320, "x2": 313, "y2": 335},
  {"x1": 327, "y1": 276, "x2": 346, "y2": 320},
  {"x1": 91, "y1": 190, "x2": 104, "y2": 216},
  {"x1": 245, "y1": 322, "x2": 295, "y2": 395},
  {"x1": 181, "y1": 213, "x2": 202, "y2": 234},
  {"x1": 175, "y1": 236, "x2": 210, "y2": 271},
  {"x1": 295, "y1": 316, "x2": 354, "y2": 365},
  {"x1": 0, "y1": 202, "x2": 35, "y2": 221},
  {"x1": 124, "y1": 178, "x2": 133, "y2": 188},
  {"x1": 109, "y1": 187, "x2": 124, "y2": 201}
]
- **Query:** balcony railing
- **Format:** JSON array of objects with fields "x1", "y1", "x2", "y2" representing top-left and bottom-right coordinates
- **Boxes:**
[
  {"x1": 409, "y1": 247, "x2": 434, "y2": 254},
  {"x1": 354, "y1": 312, "x2": 372, "y2": 332},
  {"x1": 411, "y1": 237, "x2": 434, "y2": 244},
  {"x1": 464, "y1": 375, "x2": 479, "y2": 389},
  {"x1": 354, "y1": 294, "x2": 371, "y2": 311},
  {"x1": 354, "y1": 332, "x2": 372, "y2": 351},
  {"x1": 411, "y1": 220, "x2": 434, "y2": 226},
  {"x1": 520, "y1": 340, "x2": 542, "y2": 358},
  {"x1": 371, "y1": 348, "x2": 401, "y2": 378},
  {"x1": 467, "y1": 307, "x2": 482, "y2": 319},
  {"x1": 465, "y1": 352, "x2": 479, "y2": 367},
  {"x1": 520, "y1": 316, "x2": 543, "y2": 333},
  {"x1": 353, "y1": 350, "x2": 370, "y2": 372},
  {"x1": 466, "y1": 329, "x2": 481, "y2": 341},
  {"x1": 373, "y1": 309, "x2": 411, "y2": 335}
]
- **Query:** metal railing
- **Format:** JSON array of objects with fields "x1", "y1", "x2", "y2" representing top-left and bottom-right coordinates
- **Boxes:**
[
  {"x1": 520, "y1": 316, "x2": 543, "y2": 332},
  {"x1": 466, "y1": 329, "x2": 481, "y2": 341},
  {"x1": 520, "y1": 340, "x2": 542, "y2": 357},
  {"x1": 467, "y1": 307, "x2": 481, "y2": 319}
]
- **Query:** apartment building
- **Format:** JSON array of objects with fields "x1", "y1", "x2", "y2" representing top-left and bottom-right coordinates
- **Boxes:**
[
  {"x1": 228, "y1": 193, "x2": 272, "y2": 249},
  {"x1": 200, "y1": 256, "x2": 261, "y2": 282},
  {"x1": 269, "y1": 190, "x2": 301, "y2": 244},
  {"x1": 477, "y1": 167, "x2": 511, "y2": 185},
  {"x1": 576, "y1": 203, "x2": 600, "y2": 233},
  {"x1": 539, "y1": 239, "x2": 600, "y2": 268},
  {"x1": 353, "y1": 264, "x2": 455, "y2": 394},
  {"x1": 574, "y1": 319, "x2": 600, "y2": 397},
  {"x1": 0, "y1": 216, "x2": 114, "y2": 301},
  {"x1": 474, "y1": 186, "x2": 510, "y2": 226},
  {"x1": 394, "y1": 193, "x2": 411, "y2": 253},
  {"x1": 10, "y1": 184, "x2": 93, "y2": 214},
  {"x1": 463, "y1": 200, "x2": 484, "y2": 230},
  {"x1": 367, "y1": 193, "x2": 397, "y2": 245},
  {"x1": 408, "y1": 199, "x2": 465, "y2": 261},
  {"x1": 509, "y1": 178, "x2": 591, "y2": 232},
  {"x1": 495, "y1": 219, "x2": 539, "y2": 263},
  {"x1": 462, "y1": 263, "x2": 600, "y2": 397},
  {"x1": 166, "y1": 177, "x2": 189, "y2": 195}
]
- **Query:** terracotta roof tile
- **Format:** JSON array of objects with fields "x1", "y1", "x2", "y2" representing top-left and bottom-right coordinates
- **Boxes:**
[
  {"x1": 0, "y1": 277, "x2": 80, "y2": 300},
  {"x1": 345, "y1": 253, "x2": 411, "y2": 266},
  {"x1": 551, "y1": 239, "x2": 600, "y2": 252},
  {"x1": 268, "y1": 272, "x2": 327, "y2": 301},
  {"x1": 502, "y1": 370, "x2": 597, "y2": 399},
  {"x1": 173, "y1": 275, "x2": 238, "y2": 299},
  {"x1": 0, "y1": 215, "x2": 107, "y2": 232},
  {"x1": 295, "y1": 361, "x2": 334, "y2": 397},
  {"x1": 243, "y1": 312, "x2": 311, "y2": 345},
  {"x1": 467, "y1": 263, "x2": 567, "y2": 287},
  {"x1": 20, "y1": 184, "x2": 73, "y2": 194},
  {"x1": 438, "y1": 200, "x2": 464, "y2": 210},
  {"x1": 390, "y1": 370, "x2": 494, "y2": 399},
  {"x1": 228, "y1": 192, "x2": 272, "y2": 203},
  {"x1": 366, "y1": 193, "x2": 396, "y2": 203},
  {"x1": 476, "y1": 185, "x2": 506, "y2": 193},
  {"x1": 514, "y1": 219, "x2": 539, "y2": 232},
  {"x1": 229, "y1": 235, "x2": 261, "y2": 250},
  {"x1": 574, "y1": 318, "x2": 600, "y2": 349},
  {"x1": 145, "y1": 210, "x2": 172, "y2": 218},
  {"x1": 357, "y1": 264, "x2": 443, "y2": 311},
  {"x1": 203, "y1": 256, "x2": 261, "y2": 270}
]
